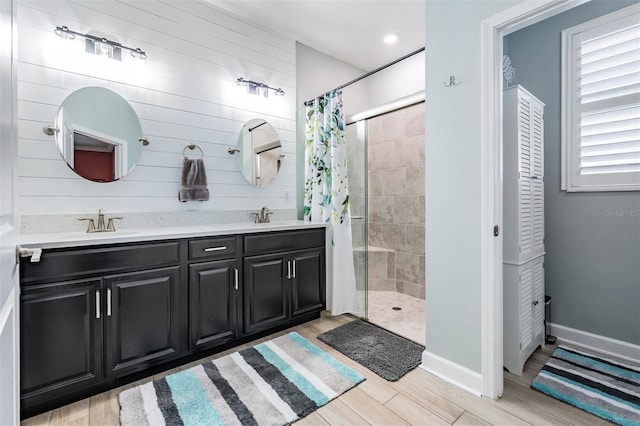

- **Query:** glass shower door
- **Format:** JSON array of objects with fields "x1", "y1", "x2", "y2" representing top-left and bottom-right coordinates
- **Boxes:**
[{"x1": 345, "y1": 120, "x2": 368, "y2": 319}]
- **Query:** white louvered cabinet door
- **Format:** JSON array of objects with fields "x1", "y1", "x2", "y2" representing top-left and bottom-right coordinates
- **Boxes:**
[
  {"x1": 531, "y1": 102, "x2": 545, "y2": 257},
  {"x1": 519, "y1": 265, "x2": 534, "y2": 352},
  {"x1": 532, "y1": 258, "x2": 545, "y2": 342},
  {"x1": 518, "y1": 95, "x2": 534, "y2": 261}
]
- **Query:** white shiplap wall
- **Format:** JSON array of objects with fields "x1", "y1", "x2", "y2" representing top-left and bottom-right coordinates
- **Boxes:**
[{"x1": 17, "y1": 0, "x2": 296, "y2": 215}]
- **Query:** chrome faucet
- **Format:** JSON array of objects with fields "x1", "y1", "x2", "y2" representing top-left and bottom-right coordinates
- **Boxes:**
[
  {"x1": 250, "y1": 206, "x2": 273, "y2": 223},
  {"x1": 78, "y1": 208, "x2": 123, "y2": 233}
]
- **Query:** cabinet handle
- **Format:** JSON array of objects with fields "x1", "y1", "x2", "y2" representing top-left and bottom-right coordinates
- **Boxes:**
[
  {"x1": 286, "y1": 260, "x2": 291, "y2": 279},
  {"x1": 292, "y1": 259, "x2": 296, "y2": 278},
  {"x1": 96, "y1": 290, "x2": 101, "y2": 319},
  {"x1": 107, "y1": 288, "x2": 112, "y2": 317},
  {"x1": 234, "y1": 268, "x2": 239, "y2": 290},
  {"x1": 204, "y1": 246, "x2": 227, "y2": 252}
]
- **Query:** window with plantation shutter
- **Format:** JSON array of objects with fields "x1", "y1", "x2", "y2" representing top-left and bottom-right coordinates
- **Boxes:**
[{"x1": 561, "y1": 4, "x2": 640, "y2": 192}]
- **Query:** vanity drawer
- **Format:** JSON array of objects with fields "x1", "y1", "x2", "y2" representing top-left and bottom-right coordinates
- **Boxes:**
[
  {"x1": 188, "y1": 236, "x2": 239, "y2": 261},
  {"x1": 20, "y1": 241, "x2": 181, "y2": 285},
  {"x1": 244, "y1": 228, "x2": 325, "y2": 255}
]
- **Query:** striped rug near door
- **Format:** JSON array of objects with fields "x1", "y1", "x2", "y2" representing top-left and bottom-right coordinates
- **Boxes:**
[
  {"x1": 119, "y1": 332, "x2": 365, "y2": 426},
  {"x1": 531, "y1": 345, "x2": 640, "y2": 426}
]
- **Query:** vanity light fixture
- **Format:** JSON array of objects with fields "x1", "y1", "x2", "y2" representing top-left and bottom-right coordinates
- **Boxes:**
[
  {"x1": 54, "y1": 26, "x2": 147, "y2": 60},
  {"x1": 236, "y1": 77, "x2": 285, "y2": 98}
]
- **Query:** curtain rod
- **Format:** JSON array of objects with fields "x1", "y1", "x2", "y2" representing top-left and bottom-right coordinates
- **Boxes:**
[{"x1": 304, "y1": 47, "x2": 425, "y2": 106}]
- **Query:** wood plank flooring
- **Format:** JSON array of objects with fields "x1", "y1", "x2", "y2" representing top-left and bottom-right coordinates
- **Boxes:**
[{"x1": 22, "y1": 313, "x2": 612, "y2": 426}]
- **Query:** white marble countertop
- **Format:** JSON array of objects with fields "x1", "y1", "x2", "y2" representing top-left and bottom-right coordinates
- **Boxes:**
[{"x1": 20, "y1": 220, "x2": 329, "y2": 249}]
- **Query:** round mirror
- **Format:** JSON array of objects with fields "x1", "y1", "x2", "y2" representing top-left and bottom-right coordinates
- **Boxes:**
[
  {"x1": 237, "y1": 118, "x2": 283, "y2": 187},
  {"x1": 52, "y1": 87, "x2": 143, "y2": 182}
]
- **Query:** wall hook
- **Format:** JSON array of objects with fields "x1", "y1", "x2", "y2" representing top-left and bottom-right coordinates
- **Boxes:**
[{"x1": 443, "y1": 75, "x2": 458, "y2": 87}]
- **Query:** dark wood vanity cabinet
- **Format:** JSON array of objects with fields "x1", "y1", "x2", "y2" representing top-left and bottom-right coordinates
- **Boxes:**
[
  {"x1": 188, "y1": 236, "x2": 241, "y2": 351},
  {"x1": 243, "y1": 253, "x2": 289, "y2": 334},
  {"x1": 290, "y1": 248, "x2": 325, "y2": 317},
  {"x1": 243, "y1": 229, "x2": 326, "y2": 335},
  {"x1": 20, "y1": 279, "x2": 103, "y2": 407},
  {"x1": 103, "y1": 266, "x2": 182, "y2": 378},
  {"x1": 20, "y1": 227, "x2": 325, "y2": 419},
  {"x1": 19, "y1": 241, "x2": 182, "y2": 416}
]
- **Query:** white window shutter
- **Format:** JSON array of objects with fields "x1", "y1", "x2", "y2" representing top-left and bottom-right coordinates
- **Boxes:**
[{"x1": 562, "y1": 4, "x2": 640, "y2": 192}]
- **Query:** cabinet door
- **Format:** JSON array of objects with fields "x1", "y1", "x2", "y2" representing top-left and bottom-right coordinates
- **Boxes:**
[
  {"x1": 531, "y1": 102, "x2": 545, "y2": 257},
  {"x1": 189, "y1": 260, "x2": 239, "y2": 350},
  {"x1": 104, "y1": 266, "x2": 181, "y2": 378},
  {"x1": 291, "y1": 248, "x2": 325, "y2": 317},
  {"x1": 532, "y1": 258, "x2": 545, "y2": 340},
  {"x1": 20, "y1": 280, "x2": 102, "y2": 401},
  {"x1": 243, "y1": 253, "x2": 288, "y2": 335},
  {"x1": 518, "y1": 94, "x2": 534, "y2": 261},
  {"x1": 519, "y1": 265, "x2": 534, "y2": 351}
]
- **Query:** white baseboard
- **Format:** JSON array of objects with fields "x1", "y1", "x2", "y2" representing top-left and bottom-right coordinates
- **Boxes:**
[
  {"x1": 420, "y1": 350, "x2": 482, "y2": 396},
  {"x1": 549, "y1": 323, "x2": 640, "y2": 364}
]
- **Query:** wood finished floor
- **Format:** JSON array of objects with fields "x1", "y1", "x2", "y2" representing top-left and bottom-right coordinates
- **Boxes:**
[{"x1": 22, "y1": 313, "x2": 612, "y2": 426}]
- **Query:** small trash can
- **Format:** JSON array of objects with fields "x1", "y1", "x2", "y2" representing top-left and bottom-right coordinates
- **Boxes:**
[{"x1": 544, "y1": 295, "x2": 557, "y2": 344}]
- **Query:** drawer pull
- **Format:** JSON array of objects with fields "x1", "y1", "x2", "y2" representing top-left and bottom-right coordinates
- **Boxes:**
[
  {"x1": 96, "y1": 290, "x2": 101, "y2": 319},
  {"x1": 204, "y1": 246, "x2": 227, "y2": 252},
  {"x1": 234, "y1": 268, "x2": 239, "y2": 290},
  {"x1": 107, "y1": 288, "x2": 112, "y2": 317}
]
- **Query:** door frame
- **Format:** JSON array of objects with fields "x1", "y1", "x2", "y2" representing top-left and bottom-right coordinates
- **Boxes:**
[
  {"x1": 479, "y1": 0, "x2": 589, "y2": 399},
  {"x1": 0, "y1": 0, "x2": 19, "y2": 423}
]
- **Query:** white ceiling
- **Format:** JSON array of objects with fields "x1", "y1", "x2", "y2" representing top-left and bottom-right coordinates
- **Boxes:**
[{"x1": 213, "y1": 0, "x2": 425, "y2": 71}]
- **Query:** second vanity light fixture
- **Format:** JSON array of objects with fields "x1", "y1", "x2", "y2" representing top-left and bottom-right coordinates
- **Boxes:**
[
  {"x1": 236, "y1": 77, "x2": 285, "y2": 98},
  {"x1": 54, "y1": 26, "x2": 147, "y2": 60}
]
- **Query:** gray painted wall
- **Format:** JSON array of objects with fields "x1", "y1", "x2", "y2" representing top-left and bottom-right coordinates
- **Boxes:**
[
  {"x1": 424, "y1": 0, "x2": 524, "y2": 374},
  {"x1": 506, "y1": 0, "x2": 640, "y2": 345}
]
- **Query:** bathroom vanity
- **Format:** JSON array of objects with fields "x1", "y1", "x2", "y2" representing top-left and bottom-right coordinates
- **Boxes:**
[{"x1": 18, "y1": 222, "x2": 326, "y2": 418}]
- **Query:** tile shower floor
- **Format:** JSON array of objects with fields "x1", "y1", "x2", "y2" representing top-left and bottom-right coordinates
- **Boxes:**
[{"x1": 366, "y1": 290, "x2": 425, "y2": 345}]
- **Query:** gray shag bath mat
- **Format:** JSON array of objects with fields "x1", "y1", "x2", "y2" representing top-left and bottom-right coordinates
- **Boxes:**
[{"x1": 317, "y1": 320, "x2": 425, "y2": 381}]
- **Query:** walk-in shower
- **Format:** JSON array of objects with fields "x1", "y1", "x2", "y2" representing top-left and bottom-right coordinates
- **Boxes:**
[{"x1": 346, "y1": 100, "x2": 426, "y2": 345}]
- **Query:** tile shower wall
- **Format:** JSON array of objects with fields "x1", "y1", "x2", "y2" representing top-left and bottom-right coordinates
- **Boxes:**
[
  {"x1": 368, "y1": 103, "x2": 425, "y2": 299},
  {"x1": 16, "y1": 0, "x2": 296, "y2": 216}
]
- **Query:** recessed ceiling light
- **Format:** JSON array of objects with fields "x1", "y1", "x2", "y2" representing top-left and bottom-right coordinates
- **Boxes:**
[{"x1": 383, "y1": 33, "x2": 398, "y2": 44}]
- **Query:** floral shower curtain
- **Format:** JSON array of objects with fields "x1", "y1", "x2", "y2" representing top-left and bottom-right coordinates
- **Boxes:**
[{"x1": 304, "y1": 90, "x2": 359, "y2": 315}]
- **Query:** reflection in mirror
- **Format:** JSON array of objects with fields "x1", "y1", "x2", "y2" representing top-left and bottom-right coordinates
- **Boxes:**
[
  {"x1": 237, "y1": 119, "x2": 283, "y2": 187},
  {"x1": 52, "y1": 87, "x2": 143, "y2": 182}
]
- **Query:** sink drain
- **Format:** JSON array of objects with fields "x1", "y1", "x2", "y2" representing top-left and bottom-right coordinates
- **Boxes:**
[{"x1": 392, "y1": 306, "x2": 402, "y2": 311}]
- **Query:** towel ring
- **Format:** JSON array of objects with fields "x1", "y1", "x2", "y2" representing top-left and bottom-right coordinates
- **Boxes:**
[{"x1": 183, "y1": 143, "x2": 204, "y2": 159}]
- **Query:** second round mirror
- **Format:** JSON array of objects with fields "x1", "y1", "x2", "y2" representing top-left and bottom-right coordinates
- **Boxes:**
[{"x1": 237, "y1": 119, "x2": 282, "y2": 187}]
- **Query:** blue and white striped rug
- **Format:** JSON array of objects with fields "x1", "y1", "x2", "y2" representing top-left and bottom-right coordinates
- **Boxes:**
[
  {"x1": 531, "y1": 345, "x2": 640, "y2": 426},
  {"x1": 119, "y1": 332, "x2": 365, "y2": 425}
]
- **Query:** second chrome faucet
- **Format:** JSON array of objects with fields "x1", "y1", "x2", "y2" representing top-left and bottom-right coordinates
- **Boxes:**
[
  {"x1": 79, "y1": 208, "x2": 123, "y2": 233},
  {"x1": 251, "y1": 206, "x2": 273, "y2": 223}
]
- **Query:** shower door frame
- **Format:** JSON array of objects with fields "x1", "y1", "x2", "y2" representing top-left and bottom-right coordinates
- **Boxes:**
[{"x1": 345, "y1": 91, "x2": 426, "y2": 322}]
